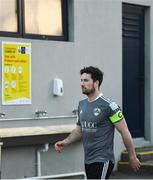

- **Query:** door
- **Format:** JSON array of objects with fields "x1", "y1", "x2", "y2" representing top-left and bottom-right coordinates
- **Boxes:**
[{"x1": 122, "y1": 4, "x2": 145, "y2": 137}]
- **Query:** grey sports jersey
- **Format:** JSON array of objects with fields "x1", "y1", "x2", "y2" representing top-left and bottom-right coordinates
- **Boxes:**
[{"x1": 77, "y1": 94, "x2": 124, "y2": 164}]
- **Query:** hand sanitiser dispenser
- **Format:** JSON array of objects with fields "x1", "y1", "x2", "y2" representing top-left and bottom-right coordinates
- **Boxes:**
[{"x1": 53, "y1": 78, "x2": 63, "y2": 96}]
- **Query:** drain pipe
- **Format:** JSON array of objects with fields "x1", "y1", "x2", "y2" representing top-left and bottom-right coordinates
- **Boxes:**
[
  {"x1": 36, "y1": 144, "x2": 49, "y2": 177},
  {"x1": 0, "y1": 142, "x2": 3, "y2": 179}
]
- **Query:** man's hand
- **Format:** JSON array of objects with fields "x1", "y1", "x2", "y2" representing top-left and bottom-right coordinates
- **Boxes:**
[
  {"x1": 54, "y1": 141, "x2": 65, "y2": 153},
  {"x1": 129, "y1": 157, "x2": 141, "y2": 172},
  {"x1": 54, "y1": 125, "x2": 82, "y2": 153}
]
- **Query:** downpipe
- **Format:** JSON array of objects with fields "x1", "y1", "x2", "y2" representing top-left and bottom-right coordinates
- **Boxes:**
[
  {"x1": 0, "y1": 142, "x2": 3, "y2": 179},
  {"x1": 36, "y1": 144, "x2": 49, "y2": 177},
  {"x1": 34, "y1": 144, "x2": 86, "y2": 179}
]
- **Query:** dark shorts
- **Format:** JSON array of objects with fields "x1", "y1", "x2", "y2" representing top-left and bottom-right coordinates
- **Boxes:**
[{"x1": 85, "y1": 161, "x2": 114, "y2": 179}]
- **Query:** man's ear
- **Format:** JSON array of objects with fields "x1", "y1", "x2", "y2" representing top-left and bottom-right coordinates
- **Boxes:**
[{"x1": 94, "y1": 80, "x2": 99, "y2": 87}]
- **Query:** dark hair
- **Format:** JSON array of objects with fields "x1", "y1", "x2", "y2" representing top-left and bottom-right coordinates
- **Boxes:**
[{"x1": 80, "y1": 66, "x2": 103, "y2": 87}]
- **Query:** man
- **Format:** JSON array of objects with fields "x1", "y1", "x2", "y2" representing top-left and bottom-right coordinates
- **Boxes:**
[{"x1": 54, "y1": 66, "x2": 140, "y2": 179}]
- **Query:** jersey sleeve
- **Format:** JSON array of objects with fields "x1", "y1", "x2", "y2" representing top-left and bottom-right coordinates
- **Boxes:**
[
  {"x1": 108, "y1": 102, "x2": 124, "y2": 124},
  {"x1": 76, "y1": 105, "x2": 81, "y2": 126}
]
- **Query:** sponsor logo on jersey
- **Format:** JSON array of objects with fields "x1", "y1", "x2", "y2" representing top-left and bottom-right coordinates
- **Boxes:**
[{"x1": 81, "y1": 121, "x2": 97, "y2": 132}]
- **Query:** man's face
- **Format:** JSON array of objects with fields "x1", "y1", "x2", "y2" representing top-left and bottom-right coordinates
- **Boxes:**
[{"x1": 80, "y1": 73, "x2": 96, "y2": 95}]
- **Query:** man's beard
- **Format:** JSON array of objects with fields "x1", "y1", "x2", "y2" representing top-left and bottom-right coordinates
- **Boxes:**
[{"x1": 82, "y1": 87, "x2": 95, "y2": 95}]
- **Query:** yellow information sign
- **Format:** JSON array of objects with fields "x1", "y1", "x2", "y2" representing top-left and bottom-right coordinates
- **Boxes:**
[{"x1": 2, "y1": 42, "x2": 31, "y2": 105}]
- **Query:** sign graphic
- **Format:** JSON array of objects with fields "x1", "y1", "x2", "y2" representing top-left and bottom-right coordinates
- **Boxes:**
[{"x1": 2, "y1": 42, "x2": 31, "y2": 105}]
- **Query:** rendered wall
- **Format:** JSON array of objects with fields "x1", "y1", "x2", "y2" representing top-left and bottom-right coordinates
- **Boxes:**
[{"x1": 0, "y1": 0, "x2": 153, "y2": 178}]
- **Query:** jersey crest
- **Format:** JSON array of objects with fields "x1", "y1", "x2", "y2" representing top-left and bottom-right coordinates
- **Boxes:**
[{"x1": 93, "y1": 108, "x2": 101, "y2": 116}]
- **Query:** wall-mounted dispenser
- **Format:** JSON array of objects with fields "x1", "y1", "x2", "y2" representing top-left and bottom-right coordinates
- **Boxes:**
[{"x1": 53, "y1": 78, "x2": 63, "y2": 96}]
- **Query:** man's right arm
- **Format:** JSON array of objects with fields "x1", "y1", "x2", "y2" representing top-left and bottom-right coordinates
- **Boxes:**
[
  {"x1": 114, "y1": 119, "x2": 141, "y2": 172},
  {"x1": 54, "y1": 125, "x2": 82, "y2": 153}
]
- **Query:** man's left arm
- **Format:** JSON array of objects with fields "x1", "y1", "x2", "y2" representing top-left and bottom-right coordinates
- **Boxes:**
[{"x1": 114, "y1": 119, "x2": 141, "y2": 172}]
